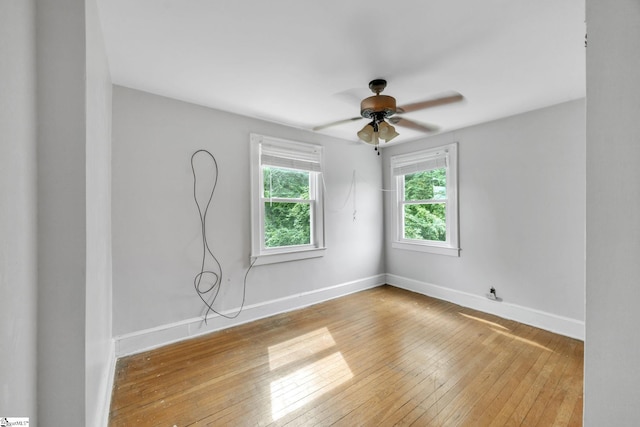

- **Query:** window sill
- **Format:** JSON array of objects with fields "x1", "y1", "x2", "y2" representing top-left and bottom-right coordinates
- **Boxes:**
[
  {"x1": 252, "y1": 247, "x2": 326, "y2": 265},
  {"x1": 392, "y1": 241, "x2": 460, "y2": 257}
]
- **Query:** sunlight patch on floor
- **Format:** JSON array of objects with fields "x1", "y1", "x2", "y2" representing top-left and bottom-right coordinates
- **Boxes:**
[
  {"x1": 270, "y1": 351, "x2": 353, "y2": 421},
  {"x1": 268, "y1": 328, "x2": 353, "y2": 421},
  {"x1": 491, "y1": 328, "x2": 553, "y2": 352},
  {"x1": 268, "y1": 327, "x2": 336, "y2": 370},
  {"x1": 459, "y1": 312, "x2": 510, "y2": 330}
]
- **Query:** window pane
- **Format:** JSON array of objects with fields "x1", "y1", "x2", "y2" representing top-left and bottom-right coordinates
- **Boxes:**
[
  {"x1": 404, "y1": 203, "x2": 446, "y2": 241},
  {"x1": 404, "y1": 168, "x2": 446, "y2": 201},
  {"x1": 264, "y1": 202, "x2": 311, "y2": 248},
  {"x1": 263, "y1": 167, "x2": 310, "y2": 199}
]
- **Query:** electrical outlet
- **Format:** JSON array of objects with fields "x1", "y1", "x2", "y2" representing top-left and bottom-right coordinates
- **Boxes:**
[{"x1": 486, "y1": 286, "x2": 502, "y2": 302}]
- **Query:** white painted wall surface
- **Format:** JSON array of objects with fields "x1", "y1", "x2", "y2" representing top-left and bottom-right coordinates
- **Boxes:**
[
  {"x1": 585, "y1": 0, "x2": 640, "y2": 424},
  {"x1": 85, "y1": 0, "x2": 114, "y2": 425},
  {"x1": 383, "y1": 99, "x2": 586, "y2": 333},
  {"x1": 0, "y1": 0, "x2": 38, "y2": 421},
  {"x1": 36, "y1": 0, "x2": 87, "y2": 424},
  {"x1": 112, "y1": 86, "x2": 384, "y2": 338}
]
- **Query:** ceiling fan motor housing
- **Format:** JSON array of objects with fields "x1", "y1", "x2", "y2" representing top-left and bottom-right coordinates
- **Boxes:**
[{"x1": 360, "y1": 95, "x2": 397, "y2": 119}]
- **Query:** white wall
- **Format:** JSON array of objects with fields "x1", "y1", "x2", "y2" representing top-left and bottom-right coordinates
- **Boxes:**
[
  {"x1": 36, "y1": 0, "x2": 87, "y2": 424},
  {"x1": 0, "y1": 0, "x2": 38, "y2": 421},
  {"x1": 3, "y1": 1, "x2": 113, "y2": 424},
  {"x1": 585, "y1": 0, "x2": 640, "y2": 424},
  {"x1": 383, "y1": 99, "x2": 586, "y2": 337},
  {"x1": 85, "y1": 0, "x2": 114, "y2": 425},
  {"x1": 112, "y1": 86, "x2": 384, "y2": 348}
]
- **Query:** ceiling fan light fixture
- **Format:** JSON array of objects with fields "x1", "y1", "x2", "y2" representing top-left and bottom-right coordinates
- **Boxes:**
[
  {"x1": 377, "y1": 121, "x2": 399, "y2": 142},
  {"x1": 357, "y1": 123, "x2": 375, "y2": 143}
]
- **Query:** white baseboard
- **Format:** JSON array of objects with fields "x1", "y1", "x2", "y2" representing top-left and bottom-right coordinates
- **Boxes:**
[
  {"x1": 386, "y1": 274, "x2": 585, "y2": 341},
  {"x1": 115, "y1": 274, "x2": 386, "y2": 357},
  {"x1": 114, "y1": 273, "x2": 583, "y2": 357}
]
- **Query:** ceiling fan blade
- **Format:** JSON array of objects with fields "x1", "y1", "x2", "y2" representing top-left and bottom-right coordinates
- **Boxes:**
[
  {"x1": 334, "y1": 87, "x2": 370, "y2": 106},
  {"x1": 313, "y1": 116, "x2": 363, "y2": 131},
  {"x1": 389, "y1": 117, "x2": 440, "y2": 133},
  {"x1": 396, "y1": 92, "x2": 464, "y2": 114}
]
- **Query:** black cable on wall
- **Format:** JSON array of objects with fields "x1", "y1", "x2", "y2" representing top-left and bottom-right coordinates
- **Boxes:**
[{"x1": 191, "y1": 149, "x2": 254, "y2": 323}]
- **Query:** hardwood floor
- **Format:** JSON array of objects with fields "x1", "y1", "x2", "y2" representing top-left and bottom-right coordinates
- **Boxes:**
[{"x1": 109, "y1": 285, "x2": 583, "y2": 426}]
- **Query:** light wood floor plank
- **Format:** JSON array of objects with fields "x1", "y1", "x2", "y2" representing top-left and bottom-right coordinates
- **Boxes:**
[
  {"x1": 438, "y1": 325, "x2": 548, "y2": 426},
  {"x1": 394, "y1": 327, "x2": 517, "y2": 426},
  {"x1": 459, "y1": 329, "x2": 562, "y2": 425},
  {"x1": 109, "y1": 285, "x2": 583, "y2": 426}
]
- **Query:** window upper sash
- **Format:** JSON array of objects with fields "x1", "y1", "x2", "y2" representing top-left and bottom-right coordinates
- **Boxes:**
[
  {"x1": 260, "y1": 138, "x2": 323, "y2": 173},
  {"x1": 391, "y1": 152, "x2": 448, "y2": 176}
]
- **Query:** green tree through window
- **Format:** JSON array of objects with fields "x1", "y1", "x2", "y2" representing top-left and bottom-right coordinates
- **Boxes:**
[
  {"x1": 403, "y1": 168, "x2": 447, "y2": 241},
  {"x1": 263, "y1": 167, "x2": 311, "y2": 247}
]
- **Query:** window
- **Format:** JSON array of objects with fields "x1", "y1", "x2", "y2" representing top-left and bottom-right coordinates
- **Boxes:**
[
  {"x1": 250, "y1": 134, "x2": 325, "y2": 264},
  {"x1": 391, "y1": 143, "x2": 459, "y2": 256}
]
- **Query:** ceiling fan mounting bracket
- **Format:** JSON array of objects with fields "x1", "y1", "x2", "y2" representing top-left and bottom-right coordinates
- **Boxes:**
[{"x1": 368, "y1": 79, "x2": 388, "y2": 94}]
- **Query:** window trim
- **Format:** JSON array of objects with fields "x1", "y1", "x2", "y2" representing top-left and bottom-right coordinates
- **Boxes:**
[
  {"x1": 250, "y1": 133, "x2": 326, "y2": 265},
  {"x1": 390, "y1": 143, "x2": 460, "y2": 257}
]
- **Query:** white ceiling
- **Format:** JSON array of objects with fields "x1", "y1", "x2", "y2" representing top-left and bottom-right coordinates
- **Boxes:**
[{"x1": 97, "y1": 0, "x2": 585, "y2": 146}]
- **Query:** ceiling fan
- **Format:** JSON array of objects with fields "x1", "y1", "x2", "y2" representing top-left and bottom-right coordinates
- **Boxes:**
[{"x1": 313, "y1": 79, "x2": 464, "y2": 154}]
